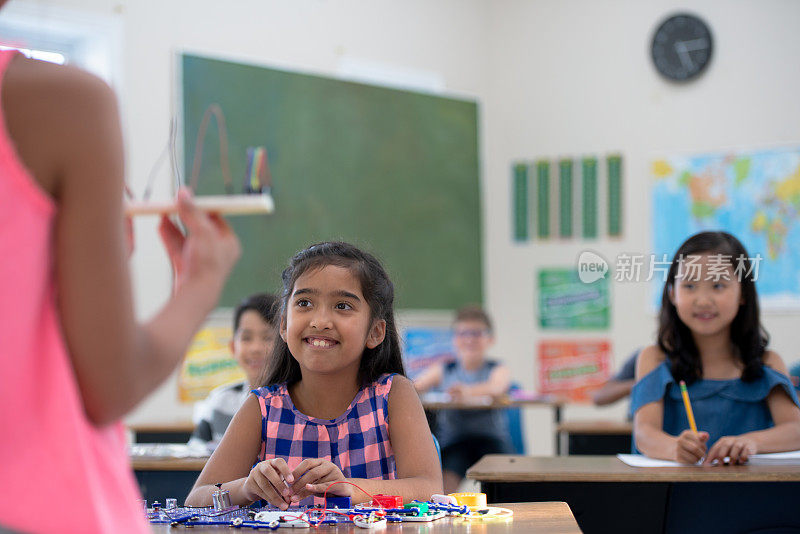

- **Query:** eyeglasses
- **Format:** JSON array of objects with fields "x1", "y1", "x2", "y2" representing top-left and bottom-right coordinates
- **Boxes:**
[{"x1": 453, "y1": 328, "x2": 490, "y2": 339}]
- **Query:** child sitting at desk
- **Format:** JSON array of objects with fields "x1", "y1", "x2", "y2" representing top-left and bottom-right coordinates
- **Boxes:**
[
  {"x1": 186, "y1": 242, "x2": 441, "y2": 509},
  {"x1": 414, "y1": 305, "x2": 513, "y2": 493},
  {"x1": 189, "y1": 293, "x2": 279, "y2": 451},
  {"x1": 633, "y1": 231, "x2": 800, "y2": 465}
]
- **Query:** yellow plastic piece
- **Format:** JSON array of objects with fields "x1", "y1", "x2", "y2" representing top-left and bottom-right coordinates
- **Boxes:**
[{"x1": 448, "y1": 492, "x2": 487, "y2": 510}]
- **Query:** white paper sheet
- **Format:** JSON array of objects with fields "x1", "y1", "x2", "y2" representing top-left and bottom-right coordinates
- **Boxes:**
[
  {"x1": 616, "y1": 454, "x2": 687, "y2": 467},
  {"x1": 617, "y1": 450, "x2": 800, "y2": 467},
  {"x1": 748, "y1": 450, "x2": 800, "y2": 465}
]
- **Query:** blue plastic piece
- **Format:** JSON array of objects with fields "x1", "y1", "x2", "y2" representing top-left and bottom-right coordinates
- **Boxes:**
[{"x1": 325, "y1": 496, "x2": 352, "y2": 508}]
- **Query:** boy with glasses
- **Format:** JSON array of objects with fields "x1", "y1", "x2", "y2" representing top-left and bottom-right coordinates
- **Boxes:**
[{"x1": 414, "y1": 306, "x2": 512, "y2": 493}]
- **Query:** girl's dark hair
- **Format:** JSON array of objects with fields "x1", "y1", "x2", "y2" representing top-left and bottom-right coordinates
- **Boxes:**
[
  {"x1": 658, "y1": 231, "x2": 767, "y2": 383},
  {"x1": 259, "y1": 241, "x2": 405, "y2": 387}
]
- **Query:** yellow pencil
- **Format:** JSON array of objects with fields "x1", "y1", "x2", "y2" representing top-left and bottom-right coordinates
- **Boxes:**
[{"x1": 679, "y1": 380, "x2": 698, "y2": 433}]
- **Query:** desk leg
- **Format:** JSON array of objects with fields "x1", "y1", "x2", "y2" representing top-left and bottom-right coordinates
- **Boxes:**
[
  {"x1": 558, "y1": 430, "x2": 568, "y2": 456},
  {"x1": 554, "y1": 405, "x2": 562, "y2": 455}
]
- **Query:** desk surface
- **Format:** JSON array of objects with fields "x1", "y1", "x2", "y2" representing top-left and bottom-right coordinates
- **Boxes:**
[
  {"x1": 555, "y1": 420, "x2": 632, "y2": 435},
  {"x1": 128, "y1": 420, "x2": 195, "y2": 433},
  {"x1": 132, "y1": 456, "x2": 209, "y2": 471},
  {"x1": 149, "y1": 502, "x2": 581, "y2": 533},
  {"x1": 467, "y1": 454, "x2": 800, "y2": 483},
  {"x1": 421, "y1": 395, "x2": 563, "y2": 411}
]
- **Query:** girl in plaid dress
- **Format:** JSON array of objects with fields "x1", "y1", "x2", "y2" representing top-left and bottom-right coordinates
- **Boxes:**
[{"x1": 187, "y1": 242, "x2": 442, "y2": 509}]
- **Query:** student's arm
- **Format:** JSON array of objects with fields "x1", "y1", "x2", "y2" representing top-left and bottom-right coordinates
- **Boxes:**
[
  {"x1": 591, "y1": 379, "x2": 635, "y2": 406},
  {"x1": 291, "y1": 376, "x2": 442, "y2": 504},
  {"x1": 706, "y1": 352, "x2": 800, "y2": 464},
  {"x1": 450, "y1": 363, "x2": 511, "y2": 397},
  {"x1": 186, "y1": 395, "x2": 274, "y2": 506},
  {"x1": 413, "y1": 364, "x2": 443, "y2": 393},
  {"x1": 633, "y1": 346, "x2": 708, "y2": 463},
  {"x1": 5, "y1": 59, "x2": 240, "y2": 426},
  {"x1": 592, "y1": 352, "x2": 638, "y2": 406}
]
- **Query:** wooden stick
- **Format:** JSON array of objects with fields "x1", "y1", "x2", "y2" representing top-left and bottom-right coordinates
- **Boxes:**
[{"x1": 125, "y1": 194, "x2": 275, "y2": 216}]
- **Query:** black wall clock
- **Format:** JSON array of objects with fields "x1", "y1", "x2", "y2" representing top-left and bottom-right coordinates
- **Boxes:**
[{"x1": 651, "y1": 13, "x2": 713, "y2": 82}]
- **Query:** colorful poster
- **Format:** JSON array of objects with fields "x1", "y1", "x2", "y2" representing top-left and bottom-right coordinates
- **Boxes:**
[
  {"x1": 178, "y1": 324, "x2": 244, "y2": 403},
  {"x1": 538, "y1": 268, "x2": 610, "y2": 329},
  {"x1": 538, "y1": 340, "x2": 611, "y2": 402},
  {"x1": 652, "y1": 147, "x2": 800, "y2": 309},
  {"x1": 401, "y1": 327, "x2": 456, "y2": 380}
]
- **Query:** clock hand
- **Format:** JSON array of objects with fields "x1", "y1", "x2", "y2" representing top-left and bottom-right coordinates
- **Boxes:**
[
  {"x1": 674, "y1": 42, "x2": 694, "y2": 70},
  {"x1": 679, "y1": 38, "x2": 709, "y2": 52}
]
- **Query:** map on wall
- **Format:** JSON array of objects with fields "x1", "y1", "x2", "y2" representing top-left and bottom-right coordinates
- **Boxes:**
[{"x1": 652, "y1": 147, "x2": 800, "y2": 310}]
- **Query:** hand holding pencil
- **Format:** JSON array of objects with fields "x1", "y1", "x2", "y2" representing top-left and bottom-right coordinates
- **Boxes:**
[{"x1": 675, "y1": 380, "x2": 709, "y2": 464}]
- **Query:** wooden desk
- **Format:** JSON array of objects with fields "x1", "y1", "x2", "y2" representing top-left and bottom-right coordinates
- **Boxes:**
[
  {"x1": 555, "y1": 421, "x2": 632, "y2": 456},
  {"x1": 421, "y1": 395, "x2": 562, "y2": 413},
  {"x1": 131, "y1": 456, "x2": 209, "y2": 472},
  {"x1": 131, "y1": 451, "x2": 209, "y2": 504},
  {"x1": 149, "y1": 502, "x2": 582, "y2": 533},
  {"x1": 421, "y1": 394, "x2": 564, "y2": 453},
  {"x1": 467, "y1": 455, "x2": 800, "y2": 534}
]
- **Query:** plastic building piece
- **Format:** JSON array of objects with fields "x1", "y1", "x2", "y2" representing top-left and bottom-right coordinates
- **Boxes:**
[
  {"x1": 325, "y1": 496, "x2": 352, "y2": 509},
  {"x1": 371, "y1": 494, "x2": 403, "y2": 509}
]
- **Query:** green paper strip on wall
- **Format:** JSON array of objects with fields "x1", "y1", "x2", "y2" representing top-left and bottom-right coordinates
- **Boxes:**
[
  {"x1": 607, "y1": 154, "x2": 622, "y2": 237},
  {"x1": 582, "y1": 157, "x2": 598, "y2": 238},
  {"x1": 559, "y1": 159, "x2": 573, "y2": 238},
  {"x1": 536, "y1": 160, "x2": 550, "y2": 238},
  {"x1": 512, "y1": 163, "x2": 529, "y2": 241}
]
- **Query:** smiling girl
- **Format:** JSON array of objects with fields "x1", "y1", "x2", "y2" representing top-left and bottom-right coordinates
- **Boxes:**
[
  {"x1": 186, "y1": 242, "x2": 441, "y2": 508},
  {"x1": 633, "y1": 231, "x2": 800, "y2": 465}
]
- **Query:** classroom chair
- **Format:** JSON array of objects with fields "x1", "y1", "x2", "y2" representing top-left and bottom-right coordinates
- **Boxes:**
[{"x1": 507, "y1": 383, "x2": 525, "y2": 455}]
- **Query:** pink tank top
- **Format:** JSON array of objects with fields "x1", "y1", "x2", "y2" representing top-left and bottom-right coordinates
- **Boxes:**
[{"x1": 0, "y1": 51, "x2": 149, "y2": 533}]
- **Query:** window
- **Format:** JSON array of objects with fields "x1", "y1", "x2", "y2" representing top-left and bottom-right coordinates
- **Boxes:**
[{"x1": 0, "y1": 3, "x2": 122, "y2": 87}]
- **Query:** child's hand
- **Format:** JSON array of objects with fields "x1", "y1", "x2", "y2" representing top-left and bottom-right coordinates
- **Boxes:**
[
  {"x1": 243, "y1": 458, "x2": 295, "y2": 510},
  {"x1": 287, "y1": 459, "x2": 349, "y2": 503},
  {"x1": 675, "y1": 430, "x2": 709, "y2": 464},
  {"x1": 158, "y1": 187, "x2": 240, "y2": 296},
  {"x1": 447, "y1": 383, "x2": 468, "y2": 400},
  {"x1": 704, "y1": 435, "x2": 757, "y2": 465}
]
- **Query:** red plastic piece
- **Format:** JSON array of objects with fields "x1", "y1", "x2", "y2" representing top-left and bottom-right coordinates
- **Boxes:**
[{"x1": 371, "y1": 494, "x2": 403, "y2": 508}]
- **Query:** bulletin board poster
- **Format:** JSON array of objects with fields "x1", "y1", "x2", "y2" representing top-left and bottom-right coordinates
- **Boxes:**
[
  {"x1": 538, "y1": 268, "x2": 610, "y2": 329},
  {"x1": 401, "y1": 327, "x2": 456, "y2": 380},
  {"x1": 178, "y1": 325, "x2": 244, "y2": 403},
  {"x1": 537, "y1": 340, "x2": 611, "y2": 402}
]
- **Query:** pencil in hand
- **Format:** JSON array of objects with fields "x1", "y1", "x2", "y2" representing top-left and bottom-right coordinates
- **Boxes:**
[{"x1": 679, "y1": 380, "x2": 698, "y2": 434}]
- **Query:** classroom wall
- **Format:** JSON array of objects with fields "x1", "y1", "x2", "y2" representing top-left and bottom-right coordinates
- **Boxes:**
[
  {"x1": 483, "y1": 0, "x2": 800, "y2": 451},
  {"x1": 4, "y1": 0, "x2": 492, "y2": 424},
  {"x1": 8, "y1": 0, "x2": 800, "y2": 454}
]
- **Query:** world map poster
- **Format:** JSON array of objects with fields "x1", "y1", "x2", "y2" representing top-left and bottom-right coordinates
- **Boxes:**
[{"x1": 652, "y1": 147, "x2": 800, "y2": 310}]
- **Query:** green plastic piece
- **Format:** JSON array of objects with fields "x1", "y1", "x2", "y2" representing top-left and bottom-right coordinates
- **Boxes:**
[{"x1": 404, "y1": 501, "x2": 429, "y2": 515}]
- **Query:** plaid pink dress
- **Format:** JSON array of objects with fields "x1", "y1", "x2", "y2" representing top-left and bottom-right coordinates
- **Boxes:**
[{"x1": 252, "y1": 373, "x2": 396, "y2": 497}]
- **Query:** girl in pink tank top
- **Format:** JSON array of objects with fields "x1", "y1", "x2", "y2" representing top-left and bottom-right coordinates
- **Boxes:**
[
  {"x1": 185, "y1": 242, "x2": 442, "y2": 510},
  {"x1": 0, "y1": 46, "x2": 240, "y2": 533}
]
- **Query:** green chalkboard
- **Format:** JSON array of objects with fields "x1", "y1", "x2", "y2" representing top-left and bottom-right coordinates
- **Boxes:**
[{"x1": 182, "y1": 54, "x2": 481, "y2": 309}]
